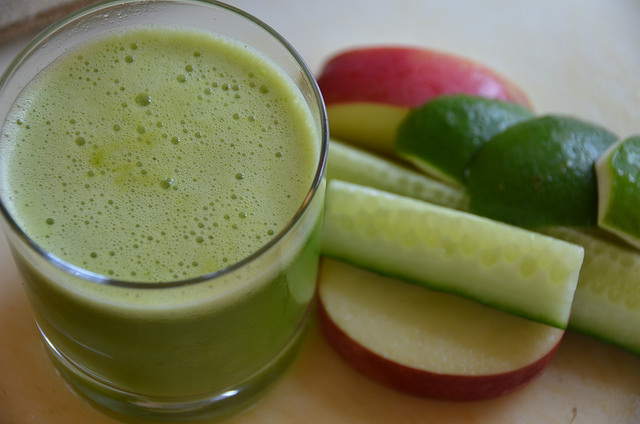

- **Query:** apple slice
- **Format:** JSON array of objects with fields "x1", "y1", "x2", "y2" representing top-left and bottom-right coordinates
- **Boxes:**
[
  {"x1": 317, "y1": 46, "x2": 532, "y2": 154},
  {"x1": 317, "y1": 258, "x2": 565, "y2": 401}
]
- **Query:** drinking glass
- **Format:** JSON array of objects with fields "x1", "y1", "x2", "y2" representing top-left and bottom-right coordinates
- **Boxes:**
[{"x1": 0, "y1": 0, "x2": 327, "y2": 420}]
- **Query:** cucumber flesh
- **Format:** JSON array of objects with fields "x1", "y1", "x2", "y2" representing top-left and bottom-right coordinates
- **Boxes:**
[
  {"x1": 322, "y1": 180, "x2": 584, "y2": 329},
  {"x1": 327, "y1": 141, "x2": 640, "y2": 353},
  {"x1": 327, "y1": 140, "x2": 469, "y2": 210},
  {"x1": 542, "y1": 227, "x2": 640, "y2": 354}
]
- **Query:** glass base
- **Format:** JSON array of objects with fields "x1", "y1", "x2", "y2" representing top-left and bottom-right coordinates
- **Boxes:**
[{"x1": 38, "y1": 315, "x2": 310, "y2": 422}]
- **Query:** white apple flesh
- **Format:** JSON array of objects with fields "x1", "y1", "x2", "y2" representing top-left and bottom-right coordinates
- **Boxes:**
[{"x1": 317, "y1": 258, "x2": 564, "y2": 401}]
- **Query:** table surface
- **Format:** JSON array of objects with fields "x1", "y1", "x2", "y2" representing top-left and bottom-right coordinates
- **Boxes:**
[{"x1": 2, "y1": 1, "x2": 640, "y2": 423}]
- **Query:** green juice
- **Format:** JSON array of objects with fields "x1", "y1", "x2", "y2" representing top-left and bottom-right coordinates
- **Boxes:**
[{"x1": 0, "y1": 25, "x2": 323, "y2": 413}]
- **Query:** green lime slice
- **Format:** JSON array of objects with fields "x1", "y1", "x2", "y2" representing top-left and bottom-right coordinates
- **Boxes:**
[
  {"x1": 595, "y1": 135, "x2": 640, "y2": 249},
  {"x1": 467, "y1": 115, "x2": 617, "y2": 228},
  {"x1": 395, "y1": 95, "x2": 534, "y2": 186}
]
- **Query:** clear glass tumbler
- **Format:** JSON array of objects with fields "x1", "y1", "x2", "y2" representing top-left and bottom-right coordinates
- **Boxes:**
[{"x1": 0, "y1": 0, "x2": 327, "y2": 420}]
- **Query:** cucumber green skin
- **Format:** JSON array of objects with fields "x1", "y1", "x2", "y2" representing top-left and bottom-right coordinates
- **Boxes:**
[
  {"x1": 598, "y1": 135, "x2": 640, "y2": 239},
  {"x1": 326, "y1": 139, "x2": 469, "y2": 210},
  {"x1": 395, "y1": 95, "x2": 533, "y2": 185},
  {"x1": 321, "y1": 180, "x2": 583, "y2": 329},
  {"x1": 467, "y1": 115, "x2": 617, "y2": 228},
  {"x1": 543, "y1": 227, "x2": 640, "y2": 355},
  {"x1": 329, "y1": 139, "x2": 640, "y2": 355}
]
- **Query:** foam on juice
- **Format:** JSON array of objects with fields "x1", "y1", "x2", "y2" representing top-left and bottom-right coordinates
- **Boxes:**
[{"x1": 0, "y1": 26, "x2": 319, "y2": 289}]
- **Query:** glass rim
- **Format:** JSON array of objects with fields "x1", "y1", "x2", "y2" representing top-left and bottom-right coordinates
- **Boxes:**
[{"x1": 0, "y1": 0, "x2": 328, "y2": 290}]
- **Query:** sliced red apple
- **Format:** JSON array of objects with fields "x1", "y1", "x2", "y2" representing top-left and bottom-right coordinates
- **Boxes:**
[
  {"x1": 316, "y1": 46, "x2": 532, "y2": 154},
  {"x1": 317, "y1": 258, "x2": 564, "y2": 401}
]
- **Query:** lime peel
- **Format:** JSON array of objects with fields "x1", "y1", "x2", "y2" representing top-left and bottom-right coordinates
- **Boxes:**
[
  {"x1": 395, "y1": 95, "x2": 533, "y2": 186},
  {"x1": 596, "y1": 135, "x2": 640, "y2": 250},
  {"x1": 467, "y1": 115, "x2": 617, "y2": 228}
]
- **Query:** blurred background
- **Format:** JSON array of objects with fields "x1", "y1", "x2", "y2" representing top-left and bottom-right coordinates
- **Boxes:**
[{"x1": 1, "y1": 0, "x2": 639, "y2": 139}]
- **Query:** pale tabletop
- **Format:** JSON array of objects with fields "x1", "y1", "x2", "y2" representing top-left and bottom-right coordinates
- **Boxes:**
[{"x1": 2, "y1": 1, "x2": 640, "y2": 423}]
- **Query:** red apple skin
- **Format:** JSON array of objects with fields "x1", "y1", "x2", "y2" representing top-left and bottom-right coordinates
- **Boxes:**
[
  {"x1": 317, "y1": 296, "x2": 563, "y2": 401},
  {"x1": 317, "y1": 46, "x2": 532, "y2": 109}
]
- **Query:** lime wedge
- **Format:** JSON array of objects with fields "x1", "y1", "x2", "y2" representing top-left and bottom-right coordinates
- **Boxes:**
[
  {"x1": 467, "y1": 115, "x2": 617, "y2": 228},
  {"x1": 595, "y1": 135, "x2": 640, "y2": 249},
  {"x1": 321, "y1": 179, "x2": 584, "y2": 328},
  {"x1": 395, "y1": 95, "x2": 533, "y2": 186}
]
